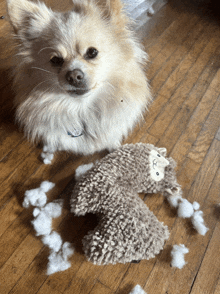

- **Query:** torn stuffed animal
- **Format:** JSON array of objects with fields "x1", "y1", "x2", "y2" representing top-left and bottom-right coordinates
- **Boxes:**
[
  {"x1": 70, "y1": 143, "x2": 208, "y2": 265},
  {"x1": 70, "y1": 143, "x2": 183, "y2": 265}
]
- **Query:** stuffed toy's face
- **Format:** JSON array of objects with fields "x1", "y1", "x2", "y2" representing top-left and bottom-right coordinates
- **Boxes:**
[{"x1": 149, "y1": 150, "x2": 169, "y2": 181}]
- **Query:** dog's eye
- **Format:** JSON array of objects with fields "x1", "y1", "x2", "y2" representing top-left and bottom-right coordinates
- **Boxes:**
[
  {"x1": 50, "y1": 56, "x2": 64, "y2": 67},
  {"x1": 85, "y1": 47, "x2": 98, "y2": 59}
]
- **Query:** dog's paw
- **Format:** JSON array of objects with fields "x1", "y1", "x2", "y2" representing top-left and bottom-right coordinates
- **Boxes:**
[
  {"x1": 41, "y1": 151, "x2": 54, "y2": 164},
  {"x1": 41, "y1": 145, "x2": 55, "y2": 164}
]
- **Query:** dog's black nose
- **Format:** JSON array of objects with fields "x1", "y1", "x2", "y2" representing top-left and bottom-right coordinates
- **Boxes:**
[{"x1": 65, "y1": 69, "x2": 84, "y2": 86}]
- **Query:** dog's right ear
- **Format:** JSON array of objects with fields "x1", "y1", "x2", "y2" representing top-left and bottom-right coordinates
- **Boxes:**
[
  {"x1": 96, "y1": 0, "x2": 129, "y2": 28},
  {"x1": 6, "y1": 0, "x2": 53, "y2": 34}
]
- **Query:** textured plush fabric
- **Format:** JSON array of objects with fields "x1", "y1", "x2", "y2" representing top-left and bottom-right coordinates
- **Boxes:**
[{"x1": 70, "y1": 143, "x2": 182, "y2": 265}]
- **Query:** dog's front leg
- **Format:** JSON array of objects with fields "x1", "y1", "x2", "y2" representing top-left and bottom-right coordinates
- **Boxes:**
[{"x1": 41, "y1": 145, "x2": 55, "y2": 164}]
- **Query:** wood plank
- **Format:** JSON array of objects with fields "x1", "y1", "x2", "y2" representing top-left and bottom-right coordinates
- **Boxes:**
[
  {"x1": 178, "y1": 138, "x2": 220, "y2": 197},
  {"x1": 0, "y1": 148, "x2": 42, "y2": 209},
  {"x1": 215, "y1": 127, "x2": 220, "y2": 141},
  {"x1": 142, "y1": 31, "x2": 220, "y2": 135},
  {"x1": 0, "y1": 234, "x2": 43, "y2": 294},
  {"x1": 0, "y1": 140, "x2": 35, "y2": 184},
  {"x1": 0, "y1": 0, "x2": 16, "y2": 90},
  {"x1": 142, "y1": 94, "x2": 169, "y2": 132},
  {"x1": 0, "y1": 210, "x2": 32, "y2": 269},
  {"x1": 96, "y1": 263, "x2": 129, "y2": 292},
  {"x1": 170, "y1": 70, "x2": 220, "y2": 165},
  {"x1": 186, "y1": 139, "x2": 220, "y2": 203},
  {"x1": 8, "y1": 249, "x2": 50, "y2": 294},
  {"x1": 114, "y1": 259, "x2": 159, "y2": 294},
  {"x1": 148, "y1": 28, "x2": 220, "y2": 139},
  {"x1": 147, "y1": 14, "x2": 201, "y2": 81},
  {"x1": 0, "y1": 197, "x2": 23, "y2": 239},
  {"x1": 153, "y1": 30, "x2": 218, "y2": 99},
  {"x1": 125, "y1": 126, "x2": 158, "y2": 145},
  {"x1": 157, "y1": 54, "x2": 220, "y2": 149},
  {"x1": 137, "y1": 0, "x2": 179, "y2": 44},
  {"x1": 37, "y1": 284, "x2": 62, "y2": 294},
  {"x1": 190, "y1": 222, "x2": 220, "y2": 294},
  {"x1": 187, "y1": 96, "x2": 220, "y2": 164},
  {"x1": 146, "y1": 11, "x2": 195, "y2": 61},
  {"x1": 176, "y1": 158, "x2": 201, "y2": 192},
  {"x1": 63, "y1": 262, "x2": 104, "y2": 294},
  {"x1": 89, "y1": 281, "x2": 114, "y2": 294},
  {"x1": 214, "y1": 278, "x2": 220, "y2": 294},
  {"x1": 0, "y1": 126, "x2": 24, "y2": 161}
]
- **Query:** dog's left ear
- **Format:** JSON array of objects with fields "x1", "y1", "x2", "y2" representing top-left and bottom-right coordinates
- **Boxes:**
[{"x1": 6, "y1": 0, "x2": 53, "y2": 35}]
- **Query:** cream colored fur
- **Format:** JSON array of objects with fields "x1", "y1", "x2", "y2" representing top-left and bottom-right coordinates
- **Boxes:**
[{"x1": 6, "y1": 0, "x2": 151, "y2": 158}]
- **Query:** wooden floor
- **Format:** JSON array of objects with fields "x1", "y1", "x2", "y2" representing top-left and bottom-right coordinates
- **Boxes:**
[{"x1": 0, "y1": 0, "x2": 220, "y2": 293}]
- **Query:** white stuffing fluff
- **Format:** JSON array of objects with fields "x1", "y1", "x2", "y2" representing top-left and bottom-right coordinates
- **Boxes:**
[
  {"x1": 167, "y1": 193, "x2": 183, "y2": 208},
  {"x1": 192, "y1": 201, "x2": 200, "y2": 211},
  {"x1": 40, "y1": 181, "x2": 55, "y2": 192},
  {"x1": 191, "y1": 211, "x2": 209, "y2": 236},
  {"x1": 41, "y1": 152, "x2": 54, "y2": 165},
  {"x1": 43, "y1": 202, "x2": 63, "y2": 218},
  {"x1": 41, "y1": 147, "x2": 54, "y2": 164},
  {"x1": 32, "y1": 208, "x2": 53, "y2": 236},
  {"x1": 167, "y1": 194, "x2": 208, "y2": 236},
  {"x1": 42, "y1": 231, "x2": 63, "y2": 252},
  {"x1": 75, "y1": 163, "x2": 94, "y2": 179},
  {"x1": 177, "y1": 200, "x2": 208, "y2": 235},
  {"x1": 23, "y1": 181, "x2": 55, "y2": 208},
  {"x1": 23, "y1": 181, "x2": 74, "y2": 275},
  {"x1": 32, "y1": 202, "x2": 62, "y2": 236},
  {"x1": 171, "y1": 244, "x2": 189, "y2": 269},
  {"x1": 129, "y1": 285, "x2": 147, "y2": 294},
  {"x1": 31, "y1": 202, "x2": 63, "y2": 236},
  {"x1": 177, "y1": 199, "x2": 195, "y2": 218},
  {"x1": 47, "y1": 242, "x2": 74, "y2": 275}
]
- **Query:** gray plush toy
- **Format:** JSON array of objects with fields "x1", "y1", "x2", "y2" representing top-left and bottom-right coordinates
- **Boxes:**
[{"x1": 70, "y1": 143, "x2": 183, "y2": 265}]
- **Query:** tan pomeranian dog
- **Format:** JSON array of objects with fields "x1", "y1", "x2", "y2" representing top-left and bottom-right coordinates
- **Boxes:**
[{"x1": 6, "y1": 0, "x2": 151, "y2": 164}]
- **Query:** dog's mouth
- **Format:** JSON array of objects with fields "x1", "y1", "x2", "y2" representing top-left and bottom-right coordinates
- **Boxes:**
[{"x1": 67, "y1": 88, "x2": 89, "y2": 96}]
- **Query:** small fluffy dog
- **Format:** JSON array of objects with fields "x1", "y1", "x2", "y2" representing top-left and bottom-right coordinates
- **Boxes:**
[{"x1": 6, "y1": 0, "x2": 151, "y2": 163}]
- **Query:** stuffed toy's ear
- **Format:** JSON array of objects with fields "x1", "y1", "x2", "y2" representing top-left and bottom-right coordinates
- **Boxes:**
[
  {"x1": 158, "y1": 147, "x2": 167, "y2": 157},
  {"x1": 6, "y1": 0, "x2": 53, "y2": 34}
]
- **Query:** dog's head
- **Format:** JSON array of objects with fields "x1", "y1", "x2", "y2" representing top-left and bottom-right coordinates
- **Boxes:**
[{"x1": 6, "y1": 0, "x2": 138, "y2": 99}]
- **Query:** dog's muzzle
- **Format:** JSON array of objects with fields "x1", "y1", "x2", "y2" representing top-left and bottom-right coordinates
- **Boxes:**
[{"x1": 65, "y1": 69, "x2": 88, "y2": 95}]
